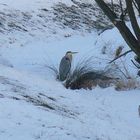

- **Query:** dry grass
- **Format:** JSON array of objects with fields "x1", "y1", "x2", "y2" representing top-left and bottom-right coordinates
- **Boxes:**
[
  {"x1": 46, "y1": 55, "x2": 140, "y2": 91},
  {"x1": 115, "y1": 78, "x2": 140, "y2": 91},
  {"x1": 45, "y1": 64, "x2": 59, "y2": 79},
  {"x1": 65, "y1": 57, "x2": 119, "y2": 90}
]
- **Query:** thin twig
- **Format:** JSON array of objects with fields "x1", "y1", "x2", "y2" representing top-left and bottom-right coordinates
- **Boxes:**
[
  {"x1": 133, "y1": 0, "x2": 139, "y2": 14},
  {"x1": 131, "y1": 60, "x2": 140, "y2": 69},
  {"x1": 120, "y1": 58, "x2": 131, "y2": 78},
  {"x1": 109, "y1": 50, "x2": 132, "y2": 63}
]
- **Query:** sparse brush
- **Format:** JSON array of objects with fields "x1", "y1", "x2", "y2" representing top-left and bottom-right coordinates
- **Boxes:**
[
  {"x1": 65, "y1": 56, "x2": 119, "y2": 90},
  {"x1": 22, "y1": 95, "x2": 55, "y2": 110},
  {"x1": 45, "y1": 64, "x2": 59, "y2": 79},
  {"x1": 115, "y1": 78, "x2": 140, "y2": 91},
  {"x1": 46, "y1": 56, "x2": 138, "y2": 90}
]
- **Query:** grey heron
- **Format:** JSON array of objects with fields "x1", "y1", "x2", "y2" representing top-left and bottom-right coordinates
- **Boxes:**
[{"x1": 59, "y1": 51, "x2": 78, "y2": 81}]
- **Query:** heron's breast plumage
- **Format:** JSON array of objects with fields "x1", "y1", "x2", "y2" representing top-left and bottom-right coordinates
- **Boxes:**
[{"x1": 59, "y1": 56, "x2": 71, "y2": 81}]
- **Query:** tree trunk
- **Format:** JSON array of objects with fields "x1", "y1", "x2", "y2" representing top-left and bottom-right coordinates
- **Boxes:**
[
  {"x1": 126, "y1": 0, "x2": 140, "y2": 43},
  {"x1": 95, "y1": 0, "x2": 140, "y2": 58}
]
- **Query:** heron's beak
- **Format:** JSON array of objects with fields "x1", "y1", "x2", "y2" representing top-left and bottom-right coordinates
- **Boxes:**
[{"x1": 71, "y1": 52, "x2": 78, "y2": 54}]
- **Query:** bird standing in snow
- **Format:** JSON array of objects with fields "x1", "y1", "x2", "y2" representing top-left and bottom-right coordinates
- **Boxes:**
[{"x1": 59, "y1": 51, "x2": 78, "y2": 81}]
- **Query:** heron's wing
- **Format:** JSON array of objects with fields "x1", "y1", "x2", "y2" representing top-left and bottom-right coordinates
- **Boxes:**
[{"x1": 59, "y1": 56, "x2": 71, "y2": 81}]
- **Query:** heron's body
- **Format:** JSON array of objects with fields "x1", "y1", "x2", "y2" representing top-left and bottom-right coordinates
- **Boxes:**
[
  {"x1": 59, "y1": 51, "x2": 77, "y2": 81},
  {"x1": 59, "y1": 56, "x2": 71, "y2": 81}
]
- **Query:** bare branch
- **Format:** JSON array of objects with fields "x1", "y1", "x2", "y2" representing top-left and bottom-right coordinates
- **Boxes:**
[
  {"x1": 131, "y1": 59, "x2": 140, "y2": 68},
  {"x1": 133, "y1": 0, "x2": 139, "y2": 12},
  {"x1": 134, "y1": 0, "x2": 140, "y2": 14},
  {"x1": 119, "y1": 0, "x2": 124, "y2": 21},
  {"x1": 111, "y1": 0, "x2": 115, "y2": 12},
  {"x1": 126, "y1": 0, "x2": 140, "y2": 42},
  {"x1": 109, "y1": 50, "x2": 132, "y2": 63}
]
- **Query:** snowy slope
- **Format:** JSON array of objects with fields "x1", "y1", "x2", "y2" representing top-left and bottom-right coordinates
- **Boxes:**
[
  {"x1": 0, "y1": 65, "x2": 140, "y2": 140},
  {"x1": 0, "y1": 0, "x2": 140, "y2": 140}
]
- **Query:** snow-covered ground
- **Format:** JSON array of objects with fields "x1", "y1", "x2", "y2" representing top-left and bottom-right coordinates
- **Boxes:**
[{"x1": 0, "y1": 0, "x2": 140, "y2": 140}]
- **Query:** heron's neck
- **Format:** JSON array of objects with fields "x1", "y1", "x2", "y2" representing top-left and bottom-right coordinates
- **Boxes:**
[{"x1": 66, "y1": 54, "x2": 72, "y2": 62}]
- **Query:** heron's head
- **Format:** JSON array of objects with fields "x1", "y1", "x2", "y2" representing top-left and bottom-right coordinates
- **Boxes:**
[
  {"x1": 65, "y1": 51, "x2": 78, "y2": 62},
  {"x1": 66, "y1": 51, "x2": 78, "y2": 55}
]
